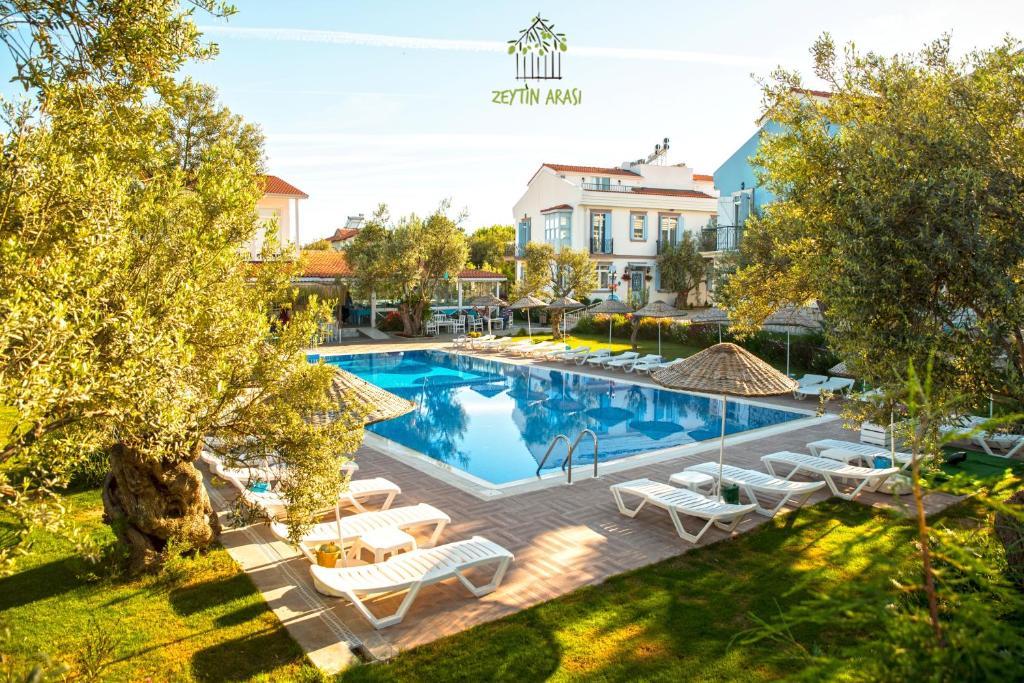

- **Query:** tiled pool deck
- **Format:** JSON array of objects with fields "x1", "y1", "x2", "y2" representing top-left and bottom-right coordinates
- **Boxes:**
[{"x1": 206, "y1": 338, "x2": 963, "y2": 670}]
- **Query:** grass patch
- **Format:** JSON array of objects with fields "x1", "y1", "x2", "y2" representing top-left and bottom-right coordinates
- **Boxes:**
[
  {"x1": 0, "y1": 488, "x2": 319, "y2": 682},
  {"x1": 338, "y1": 499, "x2": 1018, "y2": 682}
]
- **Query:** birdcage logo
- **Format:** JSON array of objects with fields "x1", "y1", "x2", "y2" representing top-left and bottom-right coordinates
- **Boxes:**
[{"x1": 508, "y1": 15, "x2": 567, "y2": 80}]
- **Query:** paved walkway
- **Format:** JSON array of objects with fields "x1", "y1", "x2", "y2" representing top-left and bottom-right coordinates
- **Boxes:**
[{"x1": 210, "y1": 339, "x2": 964, "y2": 669}]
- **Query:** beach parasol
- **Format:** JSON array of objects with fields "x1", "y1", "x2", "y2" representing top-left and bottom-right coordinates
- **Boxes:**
[
  {"x1": 633, "y1": 300, "x2": 683, "y2": 356},
  {"x1": 546, "y1": 296, "x2": 583, "y2": 338},
  {"x1": 509, "y1": 294, "x2": 547, "y2": 338},
  {"x1": 652, "y1": 343, "x2": 797, "y2": 501},
  {"x1": 470, "y1": 294, "x2": 507, "y2": 335},
  {"x1": 591, "y1": 297, "x2": 633, "y2": 345},
  {"x1": 765, "y1": 304, "x2": 824, "y2": 377},
  {"x1": 688, "y1": 306, "x2": 730, "y2": 343}
]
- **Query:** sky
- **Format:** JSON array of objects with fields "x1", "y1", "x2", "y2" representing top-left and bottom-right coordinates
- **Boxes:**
[{"x1": 4, "y1": 1, "x2": 1022, "y2": 240}]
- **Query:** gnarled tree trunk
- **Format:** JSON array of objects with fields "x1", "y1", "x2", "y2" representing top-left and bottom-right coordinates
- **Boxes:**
[{"x1": 101, "y1": 442, "x2": 220, "y2": 574}]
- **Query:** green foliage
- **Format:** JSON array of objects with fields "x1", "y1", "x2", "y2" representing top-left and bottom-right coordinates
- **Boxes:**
[
  {"x1": 722, "y1": 34, "x2": 1024, "y2": 409},
  {"x1": 347, "y1": 202, "x2": 468, "y2": 336},
  {"x1": 657, "y1": 232, "x2": 708, "y2": 308},
  {"x1": 0, "y1": 1, "x2": 364, "y2": 571},
  {"x1": 302, "y1": 239, "x2": 331, "y2": 251},
  {"x1": 0, "y1": 489, "x2": 317, "y2": 681},
  {"x1": 467, "y1": 224, "x2": 514, "y2": 281}
]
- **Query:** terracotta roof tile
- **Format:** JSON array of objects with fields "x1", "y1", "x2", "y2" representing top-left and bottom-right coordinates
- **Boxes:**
[
  {"x1": 693, "y1": 174, "x2": 713, "y2": 182},
  {"x1": 584, "y1": 186, "x2": 715, "y2": 199},
  {"x1": 458, "y1": 268, "x2": 506, "y2": 280},
  {"x1": 299, "y1": 250, "x2": 352, "y2": 278},
  {"x1": 540, "y1": 204, "x2": 573, "y2": 213},
  {"x1": 327, "y1": 228, "x2": 360, "y2": 242},
  {"x1": 789, "y1": 87, "x2": 833, "y2": 99},
  {"x1": 262, "y1": 174, "x2": 308, "y2": 198},
  {"x1": 543, "y1": 163, "x2": 640, "y2": 177}
]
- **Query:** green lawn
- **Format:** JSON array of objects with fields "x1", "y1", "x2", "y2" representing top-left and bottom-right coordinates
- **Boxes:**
[
  {"x1": 0, "y1": 488, "x2": 319, "y2": 682},
  {"x1": 2, "y1": 469, "x2": 1019, "y2": 681},
  {"x1": 337, "y1": 500, "x2": 972, "y2": 682}
]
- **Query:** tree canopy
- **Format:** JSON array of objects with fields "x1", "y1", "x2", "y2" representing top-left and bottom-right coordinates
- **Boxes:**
[
  {"x1": 513, "y1": 244, "x2": 596, "y2": 336},
  {"x1": 346, "y1": 202, "x2": 469, "y2": 335},
  {"x1": 657, "y1": 233, "x2": 708, "y2": 309},
  {"x1": 467, "y1": 224, "x2": 515, "y2": 281},
  {"x1": 721, "y1": 34, "x2": 1024, "y2": 407},
  {"x1": 0, "y1": 1, "x2": 363, "y2": 573}
]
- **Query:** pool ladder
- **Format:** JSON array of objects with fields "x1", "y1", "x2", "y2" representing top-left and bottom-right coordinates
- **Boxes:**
[{"x1": 535, "y1": 429, "x2": 599, "y2": 485}]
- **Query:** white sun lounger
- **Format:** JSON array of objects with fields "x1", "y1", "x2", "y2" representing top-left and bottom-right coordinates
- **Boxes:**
[
  {"x1": 309, "y1": 536, "x2": 514, "y2": 629},
  {"x1": 796, "y1": 373, "x2": 828, "y2": 388},
  {"x1": 807, "y1": 438, "x2": 918, "y2": 470},
  {"x1": 576, "y1": 348, "x2": 611, "y2": 366},
  {"x1": 231, "y1": 475, "x2": 401, "y2": 519},
  {"x1": 682, "y1": 462, "x2": 826, "y2": 517},
  {"x1": 624, "y1": 354, "x2": 663, "y2": 373},
  {"x1": 498, "y1": 340, "x2": 537, "y2": 355},
  {"x1": 607, "y1": 352, "x2": 653, "y2": 370},
  {"x1": 475, "y1": 337, "x2": 514, "y2": 351},
  {"x1": 589, "y1": 351, "x2": 639, "y2": 369},
  {"x1": 202, "y1": 451, "x2": 358, "y2": 484},
  {"x1": 517, "y1": 341, "x2": 563, "y2": 358},
  {"x1": 270, "y1": 503, "x2": 450, "y2": 558},
  {"x1": 793, "y1": 377, "x2": 855, "y2": 400},
  {"x1": 760, "y1": 451, "x2": 899, "y2": 501},
  {"x1": 465, "y1": 334, "x2": 496, "y2": 349},
  {"x1": 645, "y1": 357, "x2": 683, "y2": 375},
  {"x1": 547, "y1": 345, "x2": 590, "y2": 361},
  {"x1": 940, "y1": 416, "x2": 1024, "y2": 459},
  {"x1": 609, "y1": 478, "x2": 757, "y2": 543}
]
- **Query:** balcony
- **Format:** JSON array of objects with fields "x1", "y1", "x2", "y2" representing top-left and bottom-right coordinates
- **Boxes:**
[
  {"x1": 590, "y1": 237, "x2": 614, "y2": 254},
  {"x1": 700, "y1": 225, "x2": 743, "y2": 252},
  {"x1": 581, "y1": 182, "x2": 633, "y2": 193}
]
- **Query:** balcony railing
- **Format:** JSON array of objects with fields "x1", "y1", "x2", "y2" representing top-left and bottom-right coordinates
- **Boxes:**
[
  {"x1": 581, "y1": 182, "x2": 633, "y2": 192},
  {"x1": 700, "y1": 225, "x2": 743, "y2": 252},
  {"x1": 590, "y1": 237, "x2": 614, "y2": 254}
]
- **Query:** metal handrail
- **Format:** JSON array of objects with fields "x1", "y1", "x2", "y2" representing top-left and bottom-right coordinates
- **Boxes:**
[
  {"x1": 535, "y1": 434, "x2": 571, "y2": 477},
  {"x1": 562, "y1": 429, "x2": 598, "y2": 485}
]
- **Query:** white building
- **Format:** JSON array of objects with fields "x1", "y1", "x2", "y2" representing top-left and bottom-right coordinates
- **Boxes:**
[
  {"x1": 243, "y1": 175, "x2": 308, "y2": 260},
  {"x1": 511, "y1": 160, "x2": 719, "y2": 305}
]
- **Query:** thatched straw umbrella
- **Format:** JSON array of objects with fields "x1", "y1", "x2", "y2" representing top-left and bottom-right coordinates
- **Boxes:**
[
  {"x1": 633, "y1": 300, "x2": 683, "y2": 356},
  {"x1": 765, "y1": 304, "x2": 824, "y2": 377},
  {"x1": 310, "y1": 366, "x2": 417, "y2": 565},
  {"x1": 652, "y1": 343, "x2": 797, "y2": 500},
  {"x1": 509, "y1": 294, "x2": 547, "y2": 338},
  {"x1": 315, "y1": 367, "x2": 416, "y2": 426},
  {"x1": 546, "y1": 296, "x2": 583, "y2": 338},
  {"x1": 688, "y1": 306, "x2": 730, "y2": 343},
  {"x1": 470, "y1": 294, "x2": 508, "y2": 335},
  {"x1": 591, "y1": 297, "x2": 632, "y2": 345}
]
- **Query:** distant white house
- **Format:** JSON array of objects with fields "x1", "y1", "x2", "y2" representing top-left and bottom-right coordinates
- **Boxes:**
[
  {"x1": 511, "y1": 155, "x2": 719, "y2": 305},
  {"x1": 244, "y1": 175, "x2": 308, "y2": 260}
]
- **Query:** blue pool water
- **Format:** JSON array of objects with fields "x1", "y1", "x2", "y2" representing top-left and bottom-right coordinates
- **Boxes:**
[{"x1": 320, "y1": 350, "x2": 806, "y2": 485}]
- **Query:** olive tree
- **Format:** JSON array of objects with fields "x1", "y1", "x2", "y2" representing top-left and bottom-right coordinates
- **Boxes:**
[
  {"x1": 347, "y1": 202, "x2": 469, "y2": 336},
  {"x1": 721, "y1": 34, "x2": 1024, "y2": 407},
  {"x1": 657, "y1": 232, "x2": 708, "y2": 308},
  {"x1": 0, "y1": 1, "x2": 364, "y2": 573}
]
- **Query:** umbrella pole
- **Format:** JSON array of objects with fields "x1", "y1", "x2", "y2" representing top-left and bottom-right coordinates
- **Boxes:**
[
  {"x1": 658, "y1": 321, "x2": 662, "y2": 356},
  {"x1": 608, "y1": 316, "x2": 613, "y2": 346},
  {"x1": 527, "y1": 309, "x2": 532, "y2": 338},
  {"x1": 786, "y1": 329, "x2": 791, "y2": 377},
  {"x1": 718, "y1": 322, "x2": 722, "y2": 344},
  {"x1": 718, "y1": 394, "x2": 727, "y2": 502},
  {"x1": 335, "y1": 501, "x2": 348, "y2": 567}
]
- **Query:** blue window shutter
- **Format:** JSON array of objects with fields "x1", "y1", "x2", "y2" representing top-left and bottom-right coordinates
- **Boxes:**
[
  {"x1": 676, "y1": 216, "x2": 684, "y2": 243},
  {"x1": 605, "y1": 212, "x2": 612, "y2": 251},
  {"x1": 642, "y1": 214, "x2": 648, "y2": 240},
  {"x1": 655, "y1": 264, "x2": 661, "y2": 290}
]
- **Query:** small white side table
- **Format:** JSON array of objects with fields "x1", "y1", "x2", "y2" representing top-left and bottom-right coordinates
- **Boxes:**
[
  {"x1": 668, "y1": 471, "x2": 716, "y2": 495},
  {"x1": 352, "y1": 527, "x2": 417, "y2": 563}
]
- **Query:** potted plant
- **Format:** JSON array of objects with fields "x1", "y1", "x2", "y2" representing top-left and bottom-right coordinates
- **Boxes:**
[{"x1": 316, "y1": 542, "x2": 342, "y2": 568}]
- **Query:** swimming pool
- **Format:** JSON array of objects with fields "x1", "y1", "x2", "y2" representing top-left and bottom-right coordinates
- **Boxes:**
[{"x1": 318, "y1": 350, "x2": 809, "y2": 487}]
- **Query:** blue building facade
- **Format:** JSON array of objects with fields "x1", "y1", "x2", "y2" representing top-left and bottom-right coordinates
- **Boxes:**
[{"x1": 712, "y1": 119, "x2": 784, "y2": 232}]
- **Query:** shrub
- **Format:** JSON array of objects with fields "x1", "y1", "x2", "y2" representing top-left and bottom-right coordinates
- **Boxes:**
[{"x1": 377, "y1": 310, "x2": 403, "y2": 332}]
